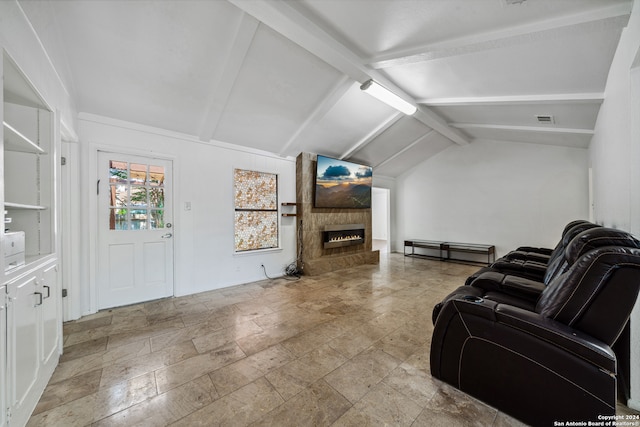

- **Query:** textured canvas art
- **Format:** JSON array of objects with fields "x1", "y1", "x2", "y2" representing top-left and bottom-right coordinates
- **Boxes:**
[{"x1": 234, "y1": 169, "x2": 278, "y2": 251}]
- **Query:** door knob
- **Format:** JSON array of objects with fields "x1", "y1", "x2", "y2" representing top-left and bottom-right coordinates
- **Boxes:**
[{"x1": 161, "y1": 233, "x2": 173, "y2": 238}]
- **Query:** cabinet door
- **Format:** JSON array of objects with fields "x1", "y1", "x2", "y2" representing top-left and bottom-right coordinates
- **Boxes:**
[
  {"x1": 7, "y1": 274, "x2": 40, "y2": 421},
  {"x1": 40, "y1": 263, "x2": 59, "y2": 367},
  {"x1": 0, "y1": 286, "x2": 7, "y2": 427}
]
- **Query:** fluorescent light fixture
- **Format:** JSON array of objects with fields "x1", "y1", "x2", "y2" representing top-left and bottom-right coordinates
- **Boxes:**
[{"x1": 360, "y1": 79, "x2": 417, "y2": 115}]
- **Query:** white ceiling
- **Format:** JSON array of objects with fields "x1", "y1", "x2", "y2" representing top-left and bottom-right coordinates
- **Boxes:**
[{"x1": 19, "y1": 0, "x2": 633, "y2": 177}]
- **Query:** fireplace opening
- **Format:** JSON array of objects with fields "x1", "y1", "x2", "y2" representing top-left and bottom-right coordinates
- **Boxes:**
[{"x1": 323, "y1": 224, "x2": 365, "y2": 249}]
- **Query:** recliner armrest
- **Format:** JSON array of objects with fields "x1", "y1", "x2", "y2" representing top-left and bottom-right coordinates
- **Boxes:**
[
  {"x1": 494, "y1": 305, "x2": 615, "y2": 372},
  {"x1": 486, "y1": 259, "x2": 546, "y2": 281},
  {"x1": 515, "y1": 246, "x2": 553, "y2": 256},
  {"x1": 500, "y1": 275, "x2": 545, "y2": 298},
  {"x1": 504, "y1": 251, "x2": 551, "y2": 264},
  {"x1": 435, "y1": 296, "x2": 616, "y2": 373},
  {"x1": 467, "y1": 271, "x2": 506, "y2": 292},
  {"x1": 438, "y1": 296, "x2": 616, "y2": 372},
  {"x1": 468, "y1": 272, "x2": 544, "y2": 301}
]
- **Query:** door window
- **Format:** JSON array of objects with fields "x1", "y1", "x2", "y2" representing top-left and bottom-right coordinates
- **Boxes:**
[{"x1": 108, "y1": 160, "x2": 165, "y2": 230}]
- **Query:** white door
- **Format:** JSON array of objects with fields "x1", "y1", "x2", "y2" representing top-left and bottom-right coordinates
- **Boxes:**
[{"x1": 97, "y1": 152, "x2": 174, "y2": 309}]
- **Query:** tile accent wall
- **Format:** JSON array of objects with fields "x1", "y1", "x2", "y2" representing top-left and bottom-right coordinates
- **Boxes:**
[{"x1": 296, "y1": 152, "x2": 379, "y2": 275}]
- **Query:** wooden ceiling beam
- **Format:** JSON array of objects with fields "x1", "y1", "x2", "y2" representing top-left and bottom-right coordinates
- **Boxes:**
[
  {"x1": 419, "y1": 93, "x2": 605, "y2": 106},
  {"x1": 197, "y1": 13, "x2": 259, "y2": 142},
  {"x1": 340, "y1": 111, "x2": 404, "y2": 160},
  {"x1": 368, "y1": 4, "x2": 631, "y2": 69}
]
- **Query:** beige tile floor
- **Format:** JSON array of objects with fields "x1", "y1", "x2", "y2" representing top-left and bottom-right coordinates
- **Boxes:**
[{"x1": 27, "y1": 253, "x2": 639, "y2": 426}]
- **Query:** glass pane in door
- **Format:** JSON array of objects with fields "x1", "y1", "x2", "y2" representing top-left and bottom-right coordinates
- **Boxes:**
[
  {"x1": 109, "y1": 161, "x2": 128, "y2": 183},
  {"x1": 130, "y1": 186, "x2": 148, "y2": 207},
  {"x1": 149, "y1": 210, "x2": 164, "y2": 229},
  {"x1": 109, "y1": 185, "x2": 128, "y2": 207},
  {"x1": 130, "y1": 209, "x2": 147, "y2": 230},
  {"x1": 149, "y1": 188, "x2": 164, "y2": 208},
  {"x1": 149, "y1": 165, "x2": 165, "y2": 186},
  {"x1": 130, "y1": 163, "x2": 147, "y2": 184},
  {"x1": 109, "y1": 208, "x2": 128, "y2": 230}
]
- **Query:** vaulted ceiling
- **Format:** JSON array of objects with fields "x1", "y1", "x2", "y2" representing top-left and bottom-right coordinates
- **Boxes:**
[{"x1": 19, "y1": 0, "x2": 632, "y2": 177}]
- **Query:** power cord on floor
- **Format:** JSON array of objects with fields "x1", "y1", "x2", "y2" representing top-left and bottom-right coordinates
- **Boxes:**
[{"x1": 261, "y1": 263, "x2": 300, "y2": 281}]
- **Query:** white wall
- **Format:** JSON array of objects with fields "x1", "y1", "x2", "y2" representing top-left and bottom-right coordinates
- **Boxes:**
[
  {"x1": 589, "y1": 0, "x2": 640, "y2": 410},
  {"x1": 76, "y1": 114, "x2": 297, "y2": 316},
  {"x1": 371, "y1": 187, "x2": 389, "y2": 240},
  {"x1": 394, "y1": 139, "x2": 589, "y2": 258}
]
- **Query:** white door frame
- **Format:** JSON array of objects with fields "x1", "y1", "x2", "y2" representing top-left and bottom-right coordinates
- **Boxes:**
[
  {"x1": 86, "y1": 144, "x2": 176, "y2": 315},
  {"x1": 627, "y1": 49, "x2": 640, "y2": 412},
  {"x1": 60, "y1": 140, "x2": 82, "y2": 321}
]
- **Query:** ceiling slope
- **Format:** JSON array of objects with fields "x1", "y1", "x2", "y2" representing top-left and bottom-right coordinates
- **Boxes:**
[{"x1": 19, "y1": 0, "x2": 633, "y2": 177}]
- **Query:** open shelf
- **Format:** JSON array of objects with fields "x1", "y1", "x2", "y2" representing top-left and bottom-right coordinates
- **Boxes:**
[
  {"x1": 5, "y1": 202, "x2": 47, "y2": 210},
  {"x1": 3, "y1": 121, "x2": 45, "y2": 154},
  {"x1": 281, "y1": 202, "x2": 297, "y2": 217},
  {"x1": 3, "y1": 53, "x2": 49, "y2": 110}
]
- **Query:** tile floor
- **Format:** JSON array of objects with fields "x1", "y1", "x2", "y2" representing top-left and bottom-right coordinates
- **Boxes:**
[{"x1": 27, "y1": 253, "x2": 639, "y2": 426}]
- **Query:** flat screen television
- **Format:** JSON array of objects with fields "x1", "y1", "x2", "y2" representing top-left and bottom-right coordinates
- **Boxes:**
[{"x1": 314, "y1": 155, "x2": 372, "y2": 209}]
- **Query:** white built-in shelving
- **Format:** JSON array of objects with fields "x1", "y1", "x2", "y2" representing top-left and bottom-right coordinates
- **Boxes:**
[
  {"x1": 2, "y1": 50, "x2": 61, "y2": 427},
  {"x1": 3, "y1": 75, "x2": 54, "y2": 261}
]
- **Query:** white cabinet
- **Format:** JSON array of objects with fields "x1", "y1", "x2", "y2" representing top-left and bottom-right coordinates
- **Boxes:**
[
  {"x1": 5, "y1": 261, "x2": 59, "y2": 427},
  {"x1": 0, "y1": 284, "x2": 7, "y2": 427},
  {"x1": 7, "y1": 273, "x2": 40, "y2": 425},
  {"x1": 40, "y1": 263, "x2": 60, "y2": 368}
]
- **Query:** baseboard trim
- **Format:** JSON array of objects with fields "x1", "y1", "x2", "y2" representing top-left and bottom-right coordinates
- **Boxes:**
[{"x1": 627, "y1": 397, "x2": 640, "y2": 412}]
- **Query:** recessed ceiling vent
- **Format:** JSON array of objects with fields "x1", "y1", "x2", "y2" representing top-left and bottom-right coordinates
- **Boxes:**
[{"x1": 536, "y1": 115, "x2": 555, "y2": 124}]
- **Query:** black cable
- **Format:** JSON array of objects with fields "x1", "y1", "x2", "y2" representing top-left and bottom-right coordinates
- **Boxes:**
[
  {"x1": 261, "y1": 263, "x2": 300, "y2": 281},
  {"x1": 260, "y1": 264, "x2": 275, "y2": 280},
  {"x1": 261, "y1": 219, "x2": 303, "y2": 282}
]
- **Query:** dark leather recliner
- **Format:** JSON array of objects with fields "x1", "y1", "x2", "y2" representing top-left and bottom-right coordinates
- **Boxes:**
[
  {"x1": 469, "y1": 227, "x2": 638, "y2": 303},
  {"x1": 434, "y1": 227, "x2": 631, "y2": 320},
  {"x1": 430, "y1": 239, "x2": 640, "y2": 426},
  {"x1": 465, "y1": 221, "x2": 600, "y2": 284},
  {"x1": 500, "y1": 219, "x2": 590, "y2": 263}
]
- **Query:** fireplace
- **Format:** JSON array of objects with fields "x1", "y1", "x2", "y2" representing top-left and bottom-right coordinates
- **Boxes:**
[{"x1": 323, "y1": 224, "x2": 365, "y2": 249}]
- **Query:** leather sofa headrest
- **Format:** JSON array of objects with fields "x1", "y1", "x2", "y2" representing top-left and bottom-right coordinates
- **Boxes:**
[
  {"x1": 562, "y1": 219, "x2": 591, "y2": 236},
  {"x1": 565, "y1": 227, "x2": 640, "y2": 265},
  {"x1": 541, "y1": 222, "x2": 601, "y2": 285},
  {"x1": 561, "y1": 222, "x2": 601, "y2": 248}
]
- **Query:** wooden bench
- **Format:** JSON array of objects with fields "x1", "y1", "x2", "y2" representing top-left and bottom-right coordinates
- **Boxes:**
[{"x1": 404, "y1": 239, "x2": 495, "y2": 266}]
